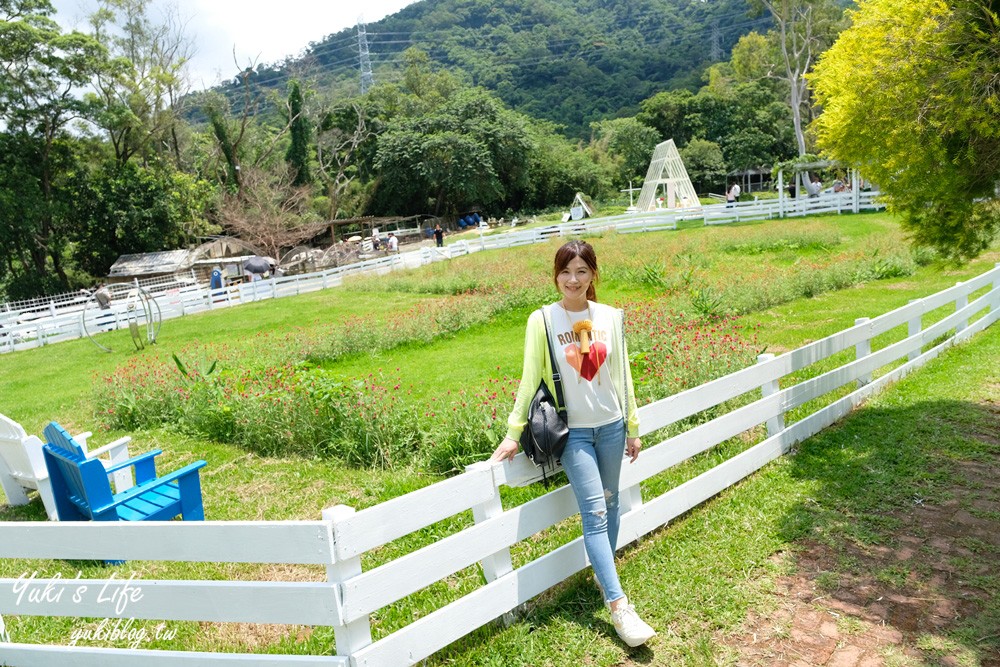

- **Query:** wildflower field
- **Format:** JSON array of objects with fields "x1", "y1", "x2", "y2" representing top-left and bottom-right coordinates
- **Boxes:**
[
  {"x1": 2, "y1": 211, "x2": 998, "y2": 665},
  {"x1": 88, "y1": 213, "x2": 948, "y2": 474}
]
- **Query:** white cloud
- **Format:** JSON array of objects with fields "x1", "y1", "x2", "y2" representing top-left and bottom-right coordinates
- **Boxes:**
[{"x1": 50, "y1": 0, "x2": 418, "y2": 90}]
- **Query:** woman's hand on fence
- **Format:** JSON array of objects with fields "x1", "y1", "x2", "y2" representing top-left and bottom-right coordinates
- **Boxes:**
[
  {"x1": 626, "y1": 437, "x2": 642, "y2": 463},
  {"x1": 491, "y1": 437, "x2": 519, "y2": 462}
]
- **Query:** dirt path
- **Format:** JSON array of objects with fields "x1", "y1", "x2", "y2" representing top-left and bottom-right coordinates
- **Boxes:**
[{"x1": 722, "y1": 454, "x2": 1000, "y2": 667}]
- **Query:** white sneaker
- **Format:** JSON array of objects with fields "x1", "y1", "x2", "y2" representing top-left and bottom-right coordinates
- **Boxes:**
[{"x1": 610, "y1": 597, "x2": 656, "y2": 647}]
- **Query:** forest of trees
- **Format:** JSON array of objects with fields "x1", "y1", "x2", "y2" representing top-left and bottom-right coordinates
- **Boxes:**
[
  {"x1": 222, "y1": 0, "x2": 775, "y2": 139},
  {"x1": 1, "y1": 0, "x2": 995, "y2": 301}
]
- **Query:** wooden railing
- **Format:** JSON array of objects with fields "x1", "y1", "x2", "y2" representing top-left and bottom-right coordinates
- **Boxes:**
[{"x1": 0, "y1": 263, "x2": 995, "y2": 666}]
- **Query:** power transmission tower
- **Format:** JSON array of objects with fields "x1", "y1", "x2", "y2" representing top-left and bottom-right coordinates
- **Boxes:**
[
  {"x1": 357, "y1": 20, "x2": 374, "y2": 94},
  {"x1": 710, "y1": 20, "x2": 723, "y2": 62}
]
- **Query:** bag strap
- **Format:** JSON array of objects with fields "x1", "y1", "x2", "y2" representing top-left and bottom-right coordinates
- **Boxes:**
[
  {"x1": 619, "y1": 308, "x2": 628, "y2": 426},
  {"x1": 541, "y1": 306, "x2": 566, "y2": 412}
]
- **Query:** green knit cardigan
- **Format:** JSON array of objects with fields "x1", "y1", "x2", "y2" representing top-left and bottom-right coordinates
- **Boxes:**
[{"x1": 504, "y1": 302, "x2": 640, "y2": 442}]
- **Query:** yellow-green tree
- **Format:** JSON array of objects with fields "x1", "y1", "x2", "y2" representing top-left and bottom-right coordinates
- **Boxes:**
[{"x1": 811, "y1": 0, "x2": 1000, "y2": 260}]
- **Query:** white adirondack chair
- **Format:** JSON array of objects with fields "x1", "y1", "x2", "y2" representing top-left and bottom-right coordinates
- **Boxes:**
[{"x1": 0, "y1": 413, "x2": 133, "y2": 520}]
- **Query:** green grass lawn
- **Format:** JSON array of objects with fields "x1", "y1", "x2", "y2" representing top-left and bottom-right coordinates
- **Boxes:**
[{"x1": 1, "y1": 211, "x2": 998, "y2": 664}]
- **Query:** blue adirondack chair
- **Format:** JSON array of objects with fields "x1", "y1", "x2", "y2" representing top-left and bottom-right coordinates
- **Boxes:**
[{"x1": 42, "y1": 422, "x2": 206, "y2": 523}]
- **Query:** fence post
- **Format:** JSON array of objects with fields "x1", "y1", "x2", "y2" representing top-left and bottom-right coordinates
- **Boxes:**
[
  {"x1": 852, "y1": 169, "x2": 861, "y2": 213},
  {"x1": 993, "y1": 263, "x2": 1000, "y2": 315},
  {"x1": 907, "y1": 299, "x2": 921, "y2": 362},
  {"x1": 466, "y1": 462, "x2": 514, "y2": 584},
  {"x1": 757, "y1": 353, "x2": 784, "y2": 437},
  {"x1": 954, "y1": 281, "x2": 967, "y2": 335},
  {"x1": 855, "y1": 317, "x2": 872, "y2": 386},
  {"x1": 323, "y1": 505, "x2": 373, "y2": 658},
  {"x1": 777, "y1": 171, "x2": 785, "y2": 218}
]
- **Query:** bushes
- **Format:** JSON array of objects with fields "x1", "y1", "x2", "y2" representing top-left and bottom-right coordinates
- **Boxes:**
[
  {"x1": 92, "y1": 216, "x2": 928, "y2": 474},
  {"x1": 95, "y1": 294, "x2": 764, "y2": 473},
  {"x1": 301, "y1": 370, "x2": 423, "y2": 467},
  {"x1": 689, "y1": 245, "x2": 920, "y2": 315},
  {"x1": 94, "y1": 287, "x2": 539, "y2": 467},
  {"x1": 97, "y1": 243, "x2": 911, "y2": 470},
  {"x1": 310, "y1": 284, "x2": 550, "y2": 362},
  {"x1": 624, "y1": 303, "x2": 761, "y2": 404},
  {"x1": 421, "y1": 376, "x2": 519, "y2": 474},
  {"x1": 718, "y1": 231, "x2": 842, "y2": 255}
]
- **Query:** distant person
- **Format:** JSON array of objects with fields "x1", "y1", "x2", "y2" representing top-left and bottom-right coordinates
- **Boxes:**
[
  {"x1": 434, "y1": 224, "x2": 445, "y2": 248},
  {"x1": 387, "y1": 233, "x2": 399, "y2": 253},
  {"x1": 372, "y1": 227, "x2": 381, "y2": 250},
  {"x1": 726, "y1": 182, "x2": 741, "y2": 207}
]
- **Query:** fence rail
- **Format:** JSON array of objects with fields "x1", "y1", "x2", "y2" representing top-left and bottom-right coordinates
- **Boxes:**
[
  {"x1": 0, "y1": 273, "x2": 198, "y2": 324},
  {"x1": 0, "y1": 192, "x2": 884, "y2": 355},
  {"x1": 0, "y1": 261, "x2": 995, "y2": 666}
]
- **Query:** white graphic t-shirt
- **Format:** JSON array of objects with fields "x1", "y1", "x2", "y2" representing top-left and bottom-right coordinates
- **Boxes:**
[{"x1": 548, "y1": 303, "x2": 622, "y2": 429}]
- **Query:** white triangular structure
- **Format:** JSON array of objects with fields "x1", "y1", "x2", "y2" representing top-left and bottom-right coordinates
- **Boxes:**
[
  {"x1": 569, "y1": 192, "x2": 594, "y2": 220},
  {"x1": 636, "y1": 139, "x2": 701, "y2": 212}
]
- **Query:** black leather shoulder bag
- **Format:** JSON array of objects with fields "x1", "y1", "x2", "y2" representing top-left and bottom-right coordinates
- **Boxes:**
[{"x1": 518, "y1": 307, "x2": 569, "y2": 483}]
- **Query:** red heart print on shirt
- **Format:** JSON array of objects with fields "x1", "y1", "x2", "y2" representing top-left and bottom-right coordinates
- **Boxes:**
[{"x1": 564, "y1": 342, "x2": 608, "y2": 381}]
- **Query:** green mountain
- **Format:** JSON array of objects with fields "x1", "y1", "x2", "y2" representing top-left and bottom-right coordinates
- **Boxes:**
[{"x1": 222, "y1": 0, "x2": 770, "y2": 137}]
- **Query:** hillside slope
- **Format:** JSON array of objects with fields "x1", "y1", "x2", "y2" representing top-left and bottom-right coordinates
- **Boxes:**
[{"x1": 222, "y1": 0, "x2": 770, "y2": 137}]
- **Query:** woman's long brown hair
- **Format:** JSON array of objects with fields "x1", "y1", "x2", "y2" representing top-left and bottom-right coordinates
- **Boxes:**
[{"x1": 553, "y1": 240, "x2": 599, "y2": 302}]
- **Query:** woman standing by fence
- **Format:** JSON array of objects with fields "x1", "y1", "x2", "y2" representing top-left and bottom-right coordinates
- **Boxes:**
[{"x1": 492, "y1": 240, "x2": 656, "y2": 647}]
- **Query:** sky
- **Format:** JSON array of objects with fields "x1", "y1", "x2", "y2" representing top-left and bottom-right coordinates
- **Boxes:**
[{"x1": 50, "y1": 0, "x2": 420, "y2": 90}]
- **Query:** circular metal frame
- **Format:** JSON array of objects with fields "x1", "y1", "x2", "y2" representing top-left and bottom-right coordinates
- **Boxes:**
[{"x1": 81, "y1": 285, "x2": 162, "y2": 353}]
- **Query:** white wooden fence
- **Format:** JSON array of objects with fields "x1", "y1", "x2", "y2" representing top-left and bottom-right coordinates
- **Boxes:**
[
  {"x1": 0, "y1": 191, "x2": 884, "y2": 355},
  {"x1": 0, "y1": 262, "x2": 995, "y2": 666}
]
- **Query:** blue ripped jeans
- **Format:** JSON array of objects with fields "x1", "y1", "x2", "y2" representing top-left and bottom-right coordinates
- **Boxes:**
[{"x1": 561, "y1": 419, "x2": 626, "y2": 605}]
